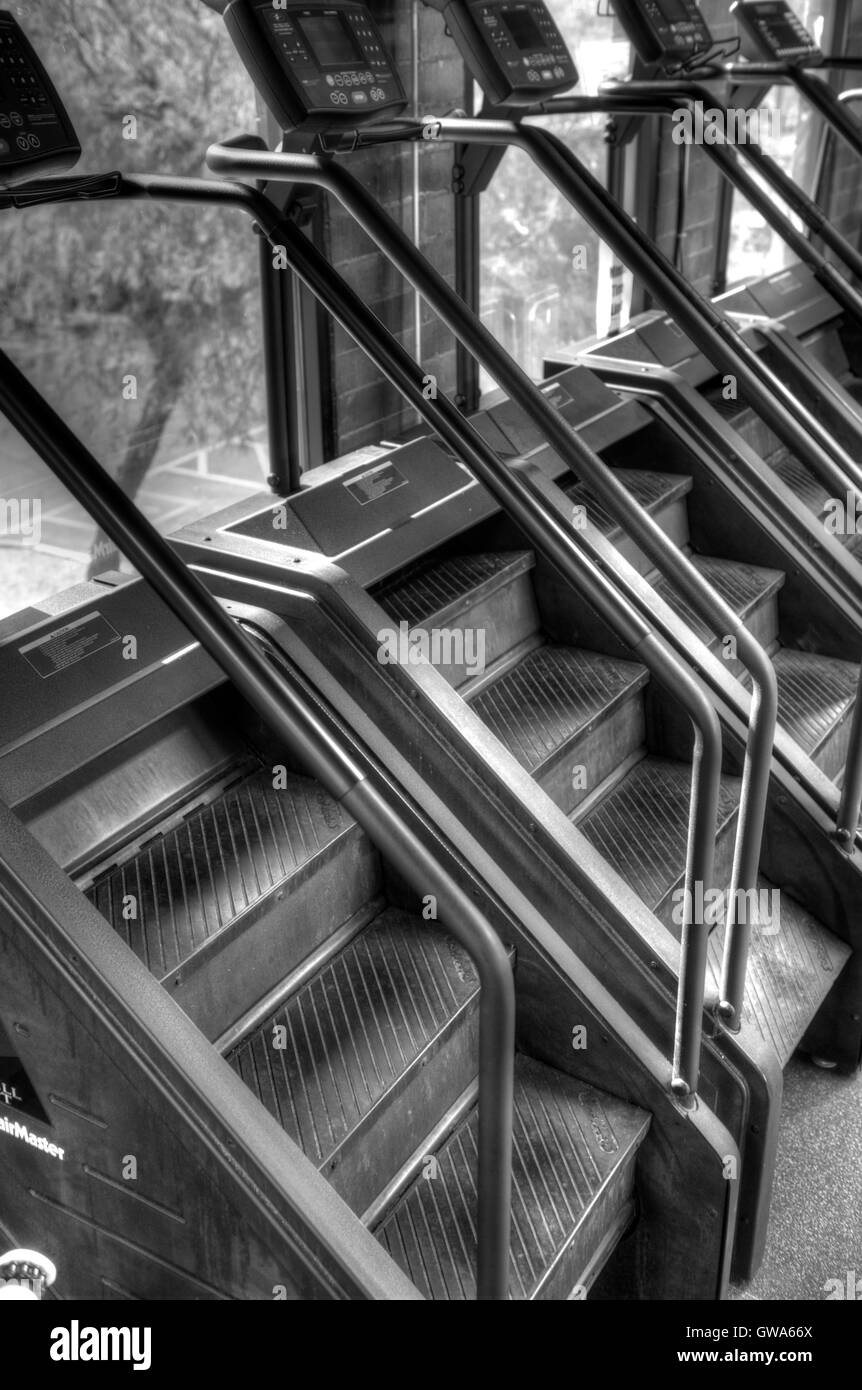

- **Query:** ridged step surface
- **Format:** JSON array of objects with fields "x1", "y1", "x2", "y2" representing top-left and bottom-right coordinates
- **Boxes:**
[
  {"x1": 705, "y1": 885, "x2": 850, "y2": 1066},
  {"x1": 87, "y1": 769, "x2": 378, "y2": 1038},
  {"x1": 470, "y1": 645, "x2": 647, "y2": 778},
  {"x1": 773, "y1": 648, "x2": 858, "y2": 774},
  {"x1": 377, "y1": 551, "x2": 533, "y2": 628},
  {"x1": 226, "y1": 909, "x2": 489, "y2": 1214},
  {"x1": 577, "y1": 759, "x2": 849, "y2": 1060},
  {"x1": 375, "y1": 551, "x2": 540, "y2": 687},
  {"x1": 770, "y1": 448, "x2": 832, "y2": 516},
  {"x1": 652, "y1": 555, "x2": 784, "y2": 648},
  {"x1": 374, "y1": 1053, "x2": 649, "y2": 1300},
  {"x1": 563, "y1": 468, "x2": 692, "y2": 537},
  {"x1": 577, "y1": 757, "x2": 741, "y2": 914}
]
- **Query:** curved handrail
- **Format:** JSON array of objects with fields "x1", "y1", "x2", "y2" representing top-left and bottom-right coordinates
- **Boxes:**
[
  {"x1": 723, "y1": 58, "x2": 862, "y2": 162},
  {"x1": 83, "y1": 167, "x2": 724, "y2": 1094},
  {"x1": 206, "y1": 143, "x2": 774, "y2": 1031},
  {"x1": 0, "y1": 341, "x2": 517, "y2": 1299},
  {"x1": 595, "y1": 81, "x2": 862, "y2": 341}
]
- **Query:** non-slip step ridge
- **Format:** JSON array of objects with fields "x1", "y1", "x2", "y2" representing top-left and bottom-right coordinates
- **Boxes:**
[
  {"x1": 706, "y1": 881, "x2": 851, "y2": 1066},
  {"x1": 226, "y1": 907, "x2": 485, "y2": 1176},
  {"x1": 563, "y1": 467, "x2": 692, "y2": 537},
  {"x1": 652, "y1": 555, "x2": 784, "y2": 645},
  {"x1": 377, "y1": 551, "x2": 534, "y2": 628},
  {"x1": 577, "y1": 756, "x2": 741, "y2": 913},
  {"x1": 374, "y1": 1053, "x2": 650, "y2": 1300},
  {"x1": 773, "y1": 648, "x2": 858, "y2": 760},
  {"x1": 87, "y1": 768, "x2": 359, "y2": 979},
  {"x1": 471, "y1": 645, "x2": 647, "y2": 776}
]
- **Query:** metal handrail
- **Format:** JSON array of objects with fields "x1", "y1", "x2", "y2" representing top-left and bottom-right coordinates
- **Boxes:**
[
  {"x1": 546, "y1": 88, "x2": 862, "y2": 851},
  {"x1": 548, "y1": 85, "x2": 862, "y2": 502},
  {"x1": 0, "y1": 167, "x2": 723, "y2": 1262},
  {"x1": 812, "y1": 88, "x2": 862, "y2": 231},
  {"x1": 34, "y1": 167, "x2": 729, "y2": 1095},
  {"x1": 595, "y1": 80, "x2": 862, "y2": 322},
  {"x1": 206, "y1": 141, "x2": 776, "y2": 1030},
  {"x1": 723, "y1": 59, "x2": 862, "y2": 162},
  {"x1": 0, "y1": 339, "x2": 518, "y2": 1299}
]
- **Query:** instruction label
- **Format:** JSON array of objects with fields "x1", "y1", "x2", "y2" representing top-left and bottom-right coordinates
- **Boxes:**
[{"x1": 19, "y1": 612, "x2": 121, "y2": 679}]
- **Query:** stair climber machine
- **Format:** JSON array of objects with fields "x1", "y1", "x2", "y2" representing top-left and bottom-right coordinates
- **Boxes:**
[
  {"x1": 0, "y1": 7, "x2": 752, "y2": 1303},
  {"x1": 107, "y1": 0, "x2": 862, "y2": 1289},
  {"x1": 0, "y1": 2, "x2": 857, "y2": 1303},
  {"x1": 363, "y1": 3, "x2": 862, "y2": 983},
  {"x1": 730, "y1": 0, "x2": 862, "y2": 163},
  {"x1": 551, "y1": 2, "x2": 862, "y2": 529}
]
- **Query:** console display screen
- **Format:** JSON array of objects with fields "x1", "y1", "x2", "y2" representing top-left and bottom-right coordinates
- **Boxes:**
[
  {"x1": 298, "y1": 13, "x2": 361, "y2": 66},
  {"x1": 662, "y1": 0, "x2": 694, "y2": 20},
  {"x1": 766, "y1": 17, "x2": 809, "y2": 46},
  {"x1": 502, "y1": 8, "x2": 545, "y2": 52}
]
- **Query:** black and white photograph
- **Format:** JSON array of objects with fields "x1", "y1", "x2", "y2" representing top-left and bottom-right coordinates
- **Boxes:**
[{"x1": 0, "y1": 0, "x2": 860, "y2": 1354}]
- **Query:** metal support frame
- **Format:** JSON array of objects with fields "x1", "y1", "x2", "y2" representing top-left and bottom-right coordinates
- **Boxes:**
[
  {"x1": 590, "y1": 84, "x2": 862, "y2": 331},
  {"x1": 125, "y1": 164, "x2": 726, "y2": 1095},
  {"x1": 725, "y1": 58, "x2": 862, "y2": 162},
  {"x1": 540, "y1": 89, "x2": 862, "y2": 502},
  {"x1": 0, "y1": 332, "x2": 517, "y2": 1296},
  {"x1": 206, "y1": 139, "x2": 781, "y2": 1039},
  {"x1": 0, "y1": 174, "x2": 523, "y2": 1300},
  {"x1": 0, "y1": 161, "x2": 732, "y2": 1264}
]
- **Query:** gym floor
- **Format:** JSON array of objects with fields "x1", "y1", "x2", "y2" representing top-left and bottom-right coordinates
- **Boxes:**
[{"x1": 731, "y1": 1057, "x2": 862, "y2": 1300}]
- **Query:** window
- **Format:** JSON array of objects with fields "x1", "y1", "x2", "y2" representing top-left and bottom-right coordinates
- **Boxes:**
[
  {"x1": 725, "y1": 2, "x2": 832, "y2": 285},
  {"x1": 479, "y1": 1, "x2": 632, "y2": 386},
  {"x1": 0, "y1": 0, "x2": 265, "y2": 618}
]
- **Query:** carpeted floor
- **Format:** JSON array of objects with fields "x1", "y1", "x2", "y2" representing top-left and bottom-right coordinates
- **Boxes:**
[{"x1": 729, "y1": 1055, "x2": 862, "y2": 1301}]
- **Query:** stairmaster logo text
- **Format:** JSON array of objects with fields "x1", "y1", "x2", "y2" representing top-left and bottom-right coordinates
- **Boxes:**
[{"x1": 50, "y1": 1323, "x2": 152, "y2": 1372}]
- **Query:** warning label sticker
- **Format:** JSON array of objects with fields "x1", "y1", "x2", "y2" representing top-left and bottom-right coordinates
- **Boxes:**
[
  {"x1": 344, "y1": 461, "x2": 408, "y2": 506},
  {"x1": 19, "y1": 612, "x2": 121, "y2": 679}
]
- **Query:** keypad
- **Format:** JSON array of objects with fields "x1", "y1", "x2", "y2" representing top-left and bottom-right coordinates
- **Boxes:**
[{"x1": 256, "y1": 2, "x2": 403, "y2": 121}]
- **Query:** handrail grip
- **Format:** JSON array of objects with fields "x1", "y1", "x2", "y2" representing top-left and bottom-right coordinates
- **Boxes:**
[{"x1": 206, "y1": 143, "x2": 774, "y2": 1029}]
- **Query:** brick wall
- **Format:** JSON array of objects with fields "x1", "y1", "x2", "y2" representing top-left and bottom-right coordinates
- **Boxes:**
[{"x1": 326, "y1": 2, "x2": 464, "y2": 457}]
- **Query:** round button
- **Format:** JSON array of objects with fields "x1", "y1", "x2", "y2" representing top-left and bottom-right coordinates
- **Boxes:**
[{"x1": 0, "y1": 138, "x2": 9, "y2": 154}]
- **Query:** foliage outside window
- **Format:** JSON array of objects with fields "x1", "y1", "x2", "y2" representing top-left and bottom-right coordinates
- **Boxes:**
[{"x1": 0, "y1": 0, "x2": 263, "y2": 617}]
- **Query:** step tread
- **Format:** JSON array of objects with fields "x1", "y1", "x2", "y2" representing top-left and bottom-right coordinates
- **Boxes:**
[
  {"x1": 226, "y1": 908, "x2": 481, "y2": 1168},
  {"x1": 374, "y1": 1053, "x2": 650, "y2": 1300},
  {"x1": 564, "y1": 468, "x2": 693, "y2": 536},
  {"x1": 471, "y1": 646, "x2": 647, "y2": 774},
  {"x1": 707, "y1": 881, "x2": 851, "y2": 1065},
  {"x1": 87, "y1": 769, "x2": 355, "y2": 979},
  {"x1": 770, "y1": 448, "x2": 831, "y2": 514},
  {"x1": 577, "y1": 757, "x2": 741, "y2": 911},
  {"x1": 652, "y1": 555, "x2": 784, "y2": 644},
  {"x1": 577, "y1": 760, "x2": 849, "y2": 1059},
  {"x1": 377, "y1": 551, "x2": 533, "y2": 627},
  {"x1": 773, "y1": 648, "x2": 858, "y2": 758}
]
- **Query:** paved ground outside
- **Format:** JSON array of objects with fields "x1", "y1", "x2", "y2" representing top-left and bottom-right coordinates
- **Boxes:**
[
  {"x1": 730, "y1": 1054, "x2": 862, "y2": 1301},
  {"x1": 0, "y1": 418, "x2": 270, "y2": 619}
]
